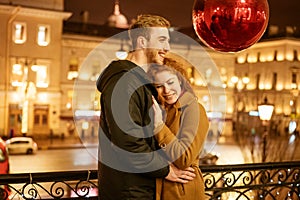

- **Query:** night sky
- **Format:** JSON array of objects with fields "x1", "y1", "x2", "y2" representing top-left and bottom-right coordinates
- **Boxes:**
[{"x1": 64, "y1": 0, "x2": 300, "y2": 28}]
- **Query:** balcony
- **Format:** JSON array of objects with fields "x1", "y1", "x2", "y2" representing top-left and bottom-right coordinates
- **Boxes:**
[{"x1": 1, "y1": 161, "x2": 299, "y2": 199}]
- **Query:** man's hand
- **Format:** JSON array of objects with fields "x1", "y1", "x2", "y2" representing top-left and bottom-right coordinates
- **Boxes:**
[{"x1": 165, "y1": 164, "x2": 196, "y2": 183}]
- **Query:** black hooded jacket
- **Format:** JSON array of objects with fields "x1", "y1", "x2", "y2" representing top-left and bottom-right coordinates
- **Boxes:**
[{"x1": 96, "y1": 60, "x2": 169, "y2": 200}]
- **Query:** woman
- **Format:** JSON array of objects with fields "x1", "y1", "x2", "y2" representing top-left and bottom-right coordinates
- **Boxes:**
[{"x1": 148, "y1": 53, "x2": 209, "y2": 200}]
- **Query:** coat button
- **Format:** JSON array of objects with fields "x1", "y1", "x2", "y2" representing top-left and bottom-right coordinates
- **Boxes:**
[{"x1": 160, "y1": 143, "x2": 167, "y2": 149}]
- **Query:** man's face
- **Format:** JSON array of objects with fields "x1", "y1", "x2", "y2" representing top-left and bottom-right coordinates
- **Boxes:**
[{"x1": 145, "y1": 27, "x2": 170, "y2": 65}]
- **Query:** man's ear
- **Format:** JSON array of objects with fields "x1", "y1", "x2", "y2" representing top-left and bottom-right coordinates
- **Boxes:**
[{"x1": 137, "y1": 36, "x2": 147, "y2": 48}]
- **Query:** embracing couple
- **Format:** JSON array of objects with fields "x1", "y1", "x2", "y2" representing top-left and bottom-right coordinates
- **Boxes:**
[{"x1": 96, "y1": 14, "x2": 209, "y2": 200}]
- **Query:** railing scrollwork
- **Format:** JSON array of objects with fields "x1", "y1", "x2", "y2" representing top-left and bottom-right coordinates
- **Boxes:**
[
  {"x1": 202, "y1": 162, "x2": 300, "y2": 199},
  {"x1": 0, "y1": 170, "x2": 98, "y2": 199}
]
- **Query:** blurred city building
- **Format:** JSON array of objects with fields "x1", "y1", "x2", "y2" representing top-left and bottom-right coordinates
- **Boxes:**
[
  {"x1": 0, "y1": 0, "x2": 71, "y2": 138},
  {"x1": 0, "y1": 0, "x2": 300, "y2": 159}
]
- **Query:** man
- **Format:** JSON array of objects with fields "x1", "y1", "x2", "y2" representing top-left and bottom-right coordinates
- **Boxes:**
[{"x1": 96, "y1": 14, "x2": 195, "y2": 200}]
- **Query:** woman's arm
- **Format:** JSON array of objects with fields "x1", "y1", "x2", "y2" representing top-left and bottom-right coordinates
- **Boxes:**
[{"x1": 153, "y1": 99, "x2": 209, "y2": 169}]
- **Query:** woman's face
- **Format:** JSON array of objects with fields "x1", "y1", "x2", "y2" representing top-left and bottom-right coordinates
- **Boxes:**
[{"x1": 154, "y1": 70, "x2": 182, "y2": 105}]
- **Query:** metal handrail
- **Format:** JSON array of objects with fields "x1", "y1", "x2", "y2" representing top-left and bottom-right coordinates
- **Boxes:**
[
  {"x1": 0, "y1": 170, "x2": 97, "y2": 184},
  {"x1": 200, "y1": 161, "x2": 300, "y2": 172}
]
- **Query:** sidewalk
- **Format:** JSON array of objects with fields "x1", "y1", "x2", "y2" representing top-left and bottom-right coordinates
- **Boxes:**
[{"x1": 35, "y1": 136, "x2": 98, "y2": 150}]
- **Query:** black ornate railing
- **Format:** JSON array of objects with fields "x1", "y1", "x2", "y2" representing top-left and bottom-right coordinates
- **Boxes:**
[
  {"x1": 0, "y1": 162, "x2": 299, "y2": 199},
  {"x1": 0, "y1": 170, "x2": 98, "y2": 199},
  {"x1": 202, "y1": 162, "x2": 300, "y2": 200}
]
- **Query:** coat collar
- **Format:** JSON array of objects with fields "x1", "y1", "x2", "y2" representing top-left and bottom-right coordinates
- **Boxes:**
[{"x1": 172, "y1": 92, "x2": 197, "y2": 110}]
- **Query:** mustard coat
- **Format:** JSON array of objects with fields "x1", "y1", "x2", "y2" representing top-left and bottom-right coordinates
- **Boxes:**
[{"x1": 155, "y1": 92, "x2": 209, "y2": 200}]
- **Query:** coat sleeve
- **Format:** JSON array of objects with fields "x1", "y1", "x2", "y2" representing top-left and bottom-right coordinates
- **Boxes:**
[{"x1": 155, "y1": 101, "x2": 209, "y2": 169}]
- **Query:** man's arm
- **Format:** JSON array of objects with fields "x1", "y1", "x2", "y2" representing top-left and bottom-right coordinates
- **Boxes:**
[{"x1": 153, "y1": 98, "x2": 209, "y2": 169}]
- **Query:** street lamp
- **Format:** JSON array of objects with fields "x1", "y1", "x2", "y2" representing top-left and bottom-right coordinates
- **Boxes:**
[
  {"x1": 20, "y1": 81, "x2": 36, "y2": 135},
  {"x1": 258, "y1": 97, "x2": 274, "y2": 162},
  {"x1": 115, "y1": 39, "x2": 128, "y2": 60}
]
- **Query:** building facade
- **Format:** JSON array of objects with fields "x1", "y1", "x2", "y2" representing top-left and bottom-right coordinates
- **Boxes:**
[
  {"x1": 0, "y1": 0, "x2": 299, "y2": 141},
  {"x1": 233, "y1": 36, "x2": 300, "y2": 137},
  {"x1": 0, "y1": 0, "x2": 71, "y2": 137}
]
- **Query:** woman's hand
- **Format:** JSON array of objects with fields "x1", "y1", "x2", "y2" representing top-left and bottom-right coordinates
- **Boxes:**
[
  {"x1": 165, "y1": 164, "x2": 196, "y2": 183},
  {"x1": 152, "y1": 96, "x2": 164, "y2": 130}
]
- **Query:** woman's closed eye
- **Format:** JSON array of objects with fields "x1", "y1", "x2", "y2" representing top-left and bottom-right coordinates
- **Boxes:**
[
  {"x1": 155, "y1": 84, "x2": 163, "y2": 89},
  {"x1": 167, "y1": 81, "x2": 174, "y2": 85},
  {"x1": 155, "y1": 81, "x2": 174, "y2": 89}
]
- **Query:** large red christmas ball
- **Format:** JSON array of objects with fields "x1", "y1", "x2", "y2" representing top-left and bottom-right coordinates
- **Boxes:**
[{"x1": 192, "y1": 0, "x2": 269, "y2": 52}]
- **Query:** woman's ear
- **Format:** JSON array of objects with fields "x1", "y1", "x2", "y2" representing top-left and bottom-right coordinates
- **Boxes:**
[{"x1": 137, "y1": 36, "x2": 147, "y2": 49}]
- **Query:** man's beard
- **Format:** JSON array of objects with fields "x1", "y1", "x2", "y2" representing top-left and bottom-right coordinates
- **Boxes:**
[{"x1": 146, "y1": 48, "x2": 162, "y2": 65}]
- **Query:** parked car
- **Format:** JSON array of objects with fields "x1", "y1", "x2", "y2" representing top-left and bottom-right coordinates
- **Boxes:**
[
  {"x1": 6, "y1": 137, "x2": 38, "y2": 154},
  {"x1": 0, "y1": 137, "x2": 10, "y2": 198}
]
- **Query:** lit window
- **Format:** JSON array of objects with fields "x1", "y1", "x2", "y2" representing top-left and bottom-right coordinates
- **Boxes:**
[
  {"x1": 11, "y1": 58, "x2": 26, "y2": 87},
  {"x1": 67, "y1": 57, "x2": 79, "y2": 80},
  {"x1": 37, "y1": 25, "x2": 50, "y2": 46},
  {"x1": 30, "y1": 59, "x2": 50, "y2": 88},
  {"x1": 13, "y1": 22, "x2": 26, "y2": 44},
  {"x1": 11, "y1": 63, "x2": 24, "y2": 86},
  {"x1": 291, "y1": 73, "x2": 297, "y2": 90},
  {"x1": 35, "y1": 65, "x2": 49, "y2": 88},
  {"x1": 12, "y1": 63, "x2": 23, "y2": 75}
]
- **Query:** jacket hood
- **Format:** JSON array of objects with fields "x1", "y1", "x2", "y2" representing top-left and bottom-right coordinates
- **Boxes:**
[{"x1": 96, "y1": 60, "x2": 144, "y2": 93}]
